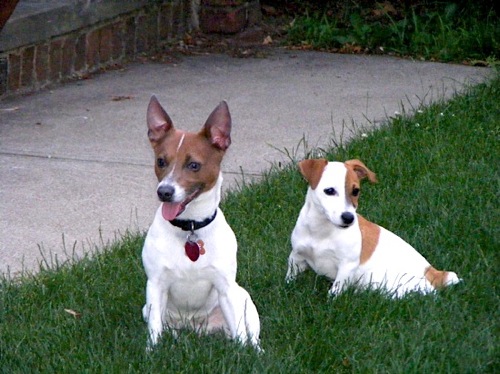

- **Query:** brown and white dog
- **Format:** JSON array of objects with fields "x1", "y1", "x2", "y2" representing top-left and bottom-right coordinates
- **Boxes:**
[
  {"x1": 286, "y1": 158, "x2": 461, "y2": 298},
  {"x1": 142, "y1": 96, "x2": 260, "y2": 349}
]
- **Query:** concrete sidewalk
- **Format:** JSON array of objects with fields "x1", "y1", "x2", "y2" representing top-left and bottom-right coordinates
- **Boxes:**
[{"x1": 0, "y1": 49, "x2": 491, "y2": 276}]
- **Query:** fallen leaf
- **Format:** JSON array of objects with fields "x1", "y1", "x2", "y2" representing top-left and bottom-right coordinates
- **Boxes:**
[
  {"x1": 64, "y1": 308, "x2": 82, "y2": 318},
  {"x1": 263, "y1": 36, "x2": 273, "y2": 45},
  {"x1": 184, "y1": 33, "x2": 194, "y2": 45},
  {"x1": 470, "y1": 60, "x2": 489, "y2": 67},
  {"x1": 342, "y1": 357, "x2": 351, "y2": 367},
  {"x1": 111, "y1": 95, "x2": 133, "y2": 101},
  {"x1": 373, "y1": 1, "x2": 397, "y2": 17},
  {"x1": 261, "y1": 5, "x2": 278, "y2": 16},
  {"x1": 339, "y1": 43, "x2": 363, "y2": 54}
]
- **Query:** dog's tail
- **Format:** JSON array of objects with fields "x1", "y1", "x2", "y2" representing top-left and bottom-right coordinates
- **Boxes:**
[{"x1": 425, "y1": 266, "x2": 461, "y2": 289}]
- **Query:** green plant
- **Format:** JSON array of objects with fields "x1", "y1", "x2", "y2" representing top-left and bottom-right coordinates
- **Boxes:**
[
  {"x1": 286, "y1": 2, "x2": 499, "y2": 63},
  {"x1": 287, "y1": 12, "x2": 344, "y2": 49}
]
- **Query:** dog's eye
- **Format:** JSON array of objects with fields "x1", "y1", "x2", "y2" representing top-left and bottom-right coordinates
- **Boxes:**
[
  {"x1": 324, "y1": 187, "x2": 337, "y2": 196},
  {"x1": 187, "y1": 162, "x2": 201, "y2": 172},
  {"x1": 157, "y1": 158, "x2": 167, "y2": 168},
  {"x1": 352, "y1": 188, "x2": 360, "y2": 196}
]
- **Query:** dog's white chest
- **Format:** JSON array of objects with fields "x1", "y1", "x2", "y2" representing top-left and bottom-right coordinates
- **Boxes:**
[
  {"x1": 143, "y1": 208, "x2": 238, "y2": 314},
  {"x1": 291, "y1": 223, "x2": 361, "y2": 280},
  {"x1": 166, "y1": 270, "x2": 219, "y2": 314}
]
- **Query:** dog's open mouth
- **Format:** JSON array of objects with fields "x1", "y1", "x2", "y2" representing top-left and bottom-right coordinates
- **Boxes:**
[{"x1": 161, "y1": 188, "x2": 202, "y2": 221}]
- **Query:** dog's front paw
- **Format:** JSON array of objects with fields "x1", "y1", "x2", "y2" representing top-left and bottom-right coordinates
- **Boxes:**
[
  {"x1": 251, "y1": 339, "x2": 264, "y2": 354},
  {"x1": 146, "y1": 343, "x2": 155, "y2": 353},
  {"x1": 285, "y1": 274, "x2": 296, "y2": 284},
  {"x1": 146, "y1": 331, "x2": 160, "y2": 351},
  {"x1": 285, "y1": 266, "x2": 299, "y2": 283},
  {"x1": 327, "y1": 287, "x2": 339, "y2": 298},
  {"x1": 285, "y1": 259, "x2": 308, "y2": 283},
  {"x1": 328, "y1": 281, "x2": 344, "y2": 298}
]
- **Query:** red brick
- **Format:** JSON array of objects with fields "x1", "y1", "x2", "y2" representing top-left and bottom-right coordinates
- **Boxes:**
[
  {"x1": 247, "y1": 0, "x2": 262, "y2": 25},
  {"x1": 62, "y1": 36, "x2": 75, "y2": 77},
  {"x1": 159, "y1": 2, "x2": 173, "y2": 40},
  {"x1": 99, "y1": 24, "x2": 113, "y2": 63},
  {"x1": 8, "y1": 52, "x2": 21, "y2": 91},
  {"x1": 202, "y1": 0, "x2": 245, "y2": 5},
  {"x1": 199, "y1": 4, "x2": 247, "y2": 33},
  {"x1": 0, "y1": 58, "x2": 7, "y2": 95},
  {"x1": 135, "y1": 14, "x2": 147, "y2": 52},
  {"x1": 172, "y1": 0, "x2": 186, "y2": 36},
  {"x1": 111, "y1": 21, "x2": 123, "y2": 60},
  {"x1": 50, "y1": 39, "x2": 63, "y2": 81},
  {"x1": 74, "y1": 34, "x2": 86, "y2": 71},
  {"x1": 21, "y1": 46, "x2": 35, "y2": 88},
  {"x1": 136, "y1": 11, "x2": 157, "y2": 53},
  {"x1": 86, "y1": 29, "x2": 100, "y2": 69},
  {"x1": 124, "y1": 16, "x2": 136, "y2": 58},
  {"x1": 181, "y1": 0, "x2": 192, "y2": 32},
  {"x1": 35, "y1": 43, "x2": 49, "y2": 84}
]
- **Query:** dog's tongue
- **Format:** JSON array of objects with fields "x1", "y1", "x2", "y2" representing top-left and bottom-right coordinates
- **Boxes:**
[{"x1": 162, "y1": 202, "x2": 183, "y2": 221}]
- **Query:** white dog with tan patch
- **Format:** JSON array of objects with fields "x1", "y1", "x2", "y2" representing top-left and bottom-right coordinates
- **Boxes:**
[
  {"x1": 142, "y1": 96, "x2": 260, "y2": 349},
  {"x1": 286, "y1": 158, "x2": 461, "y2": 298}
]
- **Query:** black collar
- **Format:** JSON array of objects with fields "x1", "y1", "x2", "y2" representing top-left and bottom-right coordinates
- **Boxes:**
[{"x1": 169, "y1": 210, "x2": 218, "y2": 231}]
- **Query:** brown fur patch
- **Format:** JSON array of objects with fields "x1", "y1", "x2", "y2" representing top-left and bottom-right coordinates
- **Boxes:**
[
  {"x1": 147, "y1": 97, "x2": 230, "y2": 197},
  {"x1": 154, "y1": 130, "x2": 224, "y2": 194},
  {"x1": 358, "y1": 215, "x2": 380, "y2": 264},
  {"x1": 345, "y1": 168, "x2": 361, "y2": 207},
  {"x1": 344, "y1": 159, "x2": 377, "y2": 207},
  {"x1": 424, "y1": 266, "x2": 450, "y2": 289},
  {"x1": 345, "y1": 159, "x2": 377, "y2": 183},
  {"x1": 298, "y1": 159, "x2": 328, "y2": 190}
]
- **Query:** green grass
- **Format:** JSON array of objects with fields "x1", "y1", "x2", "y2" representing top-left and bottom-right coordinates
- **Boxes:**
[
  {"x1": 286, "y1": 3, "x2": 499, "y2": 64},
  {"x1": 1, "y1": 76, "x2": 499, "y2": 372}
]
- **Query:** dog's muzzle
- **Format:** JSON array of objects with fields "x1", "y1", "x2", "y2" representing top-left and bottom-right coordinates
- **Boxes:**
[
  {"x1": 340, "y1": 212, "x2": 355, "y2": 228},
  {"x1": 157, "y1": 184, "x2": 175, "y2": 202}
]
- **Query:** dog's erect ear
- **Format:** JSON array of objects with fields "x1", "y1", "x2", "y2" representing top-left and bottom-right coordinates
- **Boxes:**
[
  {"x1": 201, "y1": 101, "x2": 231, "y2": 151},
  {"x1": 147, "y1": 95, "x2": 174, "y2": 142},
  {"x1": 298, "y1": 159, "x2": 328, "y2": 190},
  {"x1": 345, "y1": 159, "x2": 377, "y2": 183}
]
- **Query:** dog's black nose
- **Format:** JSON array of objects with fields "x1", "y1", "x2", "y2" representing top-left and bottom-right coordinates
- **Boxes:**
[
  {"x1": 157, "y1": 185, "x2": 175, "y2": 202},
  {"x1": 341, "y1": 212, "x2": 355, "y2": 225}
]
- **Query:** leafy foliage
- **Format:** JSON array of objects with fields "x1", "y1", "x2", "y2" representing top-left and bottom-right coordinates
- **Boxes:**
[{"x1": 284, "y1": 1, "x2": 499, "y2": 63}]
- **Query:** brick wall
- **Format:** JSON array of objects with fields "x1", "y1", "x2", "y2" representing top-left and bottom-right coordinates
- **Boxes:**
[
  {"x1": 0, "y1": 1, "x2": 192, "y2": 98},
  {"x1": 199, "y1": 0, "x2": 261, "y2": 34},
  {"x1": 0, "y1": 0, "x2": 262, "y2": 99}
]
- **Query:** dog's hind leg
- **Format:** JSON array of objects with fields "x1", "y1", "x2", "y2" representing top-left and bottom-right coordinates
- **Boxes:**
[
  {"x1": 425, "y1": 266, "x2": 462, "y2": 289},
  {"x1": 241, "y1": 287, "x2": 261, "y2": 350},
  {"x1": 218, "y1": 283, "x2": 261, "y2": 349}
]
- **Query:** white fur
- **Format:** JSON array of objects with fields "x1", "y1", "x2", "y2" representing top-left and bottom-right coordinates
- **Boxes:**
[
  {"x1": 286, "y1": 161, "x2": 460, "y2": 298},
  {"x1": 143, "y1": 172, "x2": 260, "y2": 348},
  {"x1": 143, "y1": 97, "x2": 260, "y2": 349}
]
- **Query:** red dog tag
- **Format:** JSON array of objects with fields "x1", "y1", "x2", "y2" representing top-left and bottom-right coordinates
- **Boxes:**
[
  {"x1": 185, "y1": 241, "x2": 200, "y2": 262},
  {"x1": 184, "y1": 239, "x2": 206, "y2": 262}
]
